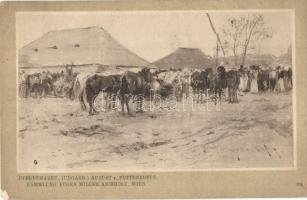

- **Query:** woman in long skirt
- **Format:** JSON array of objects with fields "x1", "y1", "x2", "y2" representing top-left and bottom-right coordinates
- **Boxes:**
[{"x1": 250, "y1": 69, "x2": 259, "y2": 94}]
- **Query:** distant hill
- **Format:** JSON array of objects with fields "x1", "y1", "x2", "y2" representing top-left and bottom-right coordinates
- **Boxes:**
[
  {"x1": 153, "y1": 48, "x2": 214, "y2": 70},
  {"x1": 19, "y1": 26, "x2": 149, "y2": 68}
]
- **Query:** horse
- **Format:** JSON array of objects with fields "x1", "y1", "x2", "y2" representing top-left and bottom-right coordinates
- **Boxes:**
[
  {"x1": 119, "y1": 67, "x2": 154, "y2": 114},
  {"x1": 226, "y1": 70, "x2": 240, "y2": 103},
  {"x1": 190, "y1": 70, "x2": 209, "y2": 103},
  {"x1": 80, "y1": 74, "x2": 121, "y2": 115},
  {"x1": 40, "y1": 72, "x2": 54, "y2": 97},
  {"x1": 26, "y1": 73, "x2": 42, "y2": 98},
  {"x1": 210, "y1": 66, "x2": 227, "y2": 105}
]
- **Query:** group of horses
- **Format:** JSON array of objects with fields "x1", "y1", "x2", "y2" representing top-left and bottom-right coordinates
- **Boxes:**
[
  {"x1": 71, "y1": 66, "x2": 243, "y2": 115},
  {"x1": 19, "y1": 64, "x2": 292, "y2": 115},
  {"x1": 19, "y1": 67, "x2": 76, "y2": 99}
]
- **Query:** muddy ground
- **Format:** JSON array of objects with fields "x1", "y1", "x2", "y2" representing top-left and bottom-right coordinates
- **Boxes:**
[{"x1": 18, "y1": 92, "x2": 293, "y2": 171}]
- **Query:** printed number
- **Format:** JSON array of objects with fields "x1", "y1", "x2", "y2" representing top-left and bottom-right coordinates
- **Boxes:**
[
  {"x1": 34, "y1": 160, "x2": 38, "y2": 165},
  {"x1": 296, "y1": 182, "x2": 303, "y2": 187}
]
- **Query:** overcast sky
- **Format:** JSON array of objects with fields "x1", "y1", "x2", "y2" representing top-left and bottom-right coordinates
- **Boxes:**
[{"x1": 16, "y1": 11, "x2": 293, "y2": 62}]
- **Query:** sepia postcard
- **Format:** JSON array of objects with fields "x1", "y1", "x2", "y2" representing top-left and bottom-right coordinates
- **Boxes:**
[{"x1": 1, "y1": 0, "x2": 307, "y2": 199}]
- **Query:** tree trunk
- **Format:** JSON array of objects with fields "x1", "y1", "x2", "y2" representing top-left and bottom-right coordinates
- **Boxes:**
[
  {"x1": 233, "y1": 45, "x2": 238, "y2": 66},
  {"x1": 241, "y1": 20, "x2": 259, "y2": 66},
  {"x1": 206, "y1": 13, "x2": 226, "y2": 60},
  {"x1": 216, "y1": 41, "x2": 219, "y2": 67}
]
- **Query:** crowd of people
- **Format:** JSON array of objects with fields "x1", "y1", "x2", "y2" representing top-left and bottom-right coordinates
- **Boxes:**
[{"x1": 237, "y1": 65, "x2": 292, "y2": 94}]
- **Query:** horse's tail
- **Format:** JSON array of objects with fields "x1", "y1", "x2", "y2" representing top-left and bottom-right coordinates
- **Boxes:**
[{"x1": 79, "y1": 78, "x2": 89, "y2": 111}]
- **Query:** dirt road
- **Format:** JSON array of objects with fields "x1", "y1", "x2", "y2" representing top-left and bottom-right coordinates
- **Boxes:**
[{"x1": 18, "y1": 92, "x2": 293, "y2": 171}]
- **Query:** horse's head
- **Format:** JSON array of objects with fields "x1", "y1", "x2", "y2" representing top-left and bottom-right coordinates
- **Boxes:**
[
  {"x1": 217, "y1": 66, "x2": 226, "y2": 79},
  {"x1": 205, "y1": 68, "x2": 213, "y2": 74},
  {"x1": 217, "y1": 66, "x2": 225, "y2": 74}
]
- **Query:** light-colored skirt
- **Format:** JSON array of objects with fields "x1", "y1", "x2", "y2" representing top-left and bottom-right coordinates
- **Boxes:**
[
  {"x1": 250, "y1": 79, "x2": 258, "y2": 93},
  {"x1": 276, "y1": 78, "x2": 285, "y2": 92}
]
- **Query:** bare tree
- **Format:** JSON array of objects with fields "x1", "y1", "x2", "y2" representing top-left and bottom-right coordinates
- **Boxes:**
[
  {"x1": 221, "y1": 14, "x2": 273, "y2": 66},
  {"x1": 221, "y1": 17, "x2": 245, "y2": 66}
]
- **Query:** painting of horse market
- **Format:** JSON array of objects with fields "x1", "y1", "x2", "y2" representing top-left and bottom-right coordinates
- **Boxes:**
[{"x1": 17, "y1": 11, "x2": 294, "y2": 172}]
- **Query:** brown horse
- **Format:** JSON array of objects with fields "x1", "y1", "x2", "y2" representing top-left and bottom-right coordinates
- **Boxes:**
[
  {"x1": 210, "y1": 66, "x2": 227, "y2": 104},
  {"x1": 190, "y1": 70, "x2": 210, "y2": 103},
  {"x1": 81, "y1": 74, "x2": 121, "y2": 115},
  {"x1": 119, "y1": 68, "x2": 153, "y2": 114}
]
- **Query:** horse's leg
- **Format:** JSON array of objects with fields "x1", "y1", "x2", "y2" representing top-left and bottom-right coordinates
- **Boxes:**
[
  {"x1": 228, "y1": 87, "x2": 231, "y2": 103},
  {"x1": 35, "y1": 86, "x2": 38, "y2": 98},
  {"x1": 18, "y1": 85, "x2": 21, "y2": 98},
  {"x1": 230, "y1": 89, "x2": 233, "y2": 103},
  {"x1": 231, "y1": 87, "x2": 234, "y2": 103},
  {"x1": 43, "y1": 85, "x2": 46, "y2": 98},
  {"x1": 125, "y1": 95, "x2": 130, "y2": 113},
  {"x1": 34, "y1": 86, "x2": 38, "y2": 98},
  {"x1": 193, "y1": 89, "x2": 198, "y2": 103},
  {"x1": 109, "y1": 94, "x2": 113, "y2": 110},
  {"x1": 38, "y1": 86, "x2": 42, "y2": 98},
  {"x1": 140, "y1": 98, "x2": 143, "y2": 112},
  {"x1": 112, "y1": 95, "x2": 116, "y2": 109},
  {"x1": 105, "y1": 94, "x2": 109, "y2": 110},
  {"x1": 204, "y1": 88, "x2": 207, "y2": 102},
  {"x1": 24, "y1": 85, "x2": 27, "y2": 98},
  {"x1": 42, "y1": 84, "x2": 45, "y2": 97},
  {"x1": 25, "y1": 86, "x2": 28, "y2": 98},
  {"x1": 136, "y1": 97, "x2": 141, "y2": 113},
  {"x1": 37, "y1": 85, "x2": 41, "y2": 98},
  {"x1": 219, "y1": 89, "x2": 222, "y2": 105},
  {"x1": 21, "y1": 85, "x2": 24, "y2": 98},
  {"x1": 121, "y1": 95, "x2": 125, "y2": 113},
  {"x1": 137, "y1": 97, "x2": 141, "y2": 112},
  {"x1": 32, "y1": 86, "x2": 36, "y2": 98},
  {"x1": 196, "y1": 90, "x2": 198, "y2": 103},
  {"x1": 88, "y1": 95, "x2": 94, "y2": 115},
  {"x1": 214, "y1": 88, "x2": 217, "y2": 105},
  {"x1": 89, "y1": 104, "x2": 92, "y2": 115},
  {"x1": 89, "y1": 106, "x2": 93, "y2": 115},
  {"x1": 79, "y1": 90, "x2": 86, "y2": 111},
  {"x1": 137, "y1": 98, "x2": 140, "y2": 112}
]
